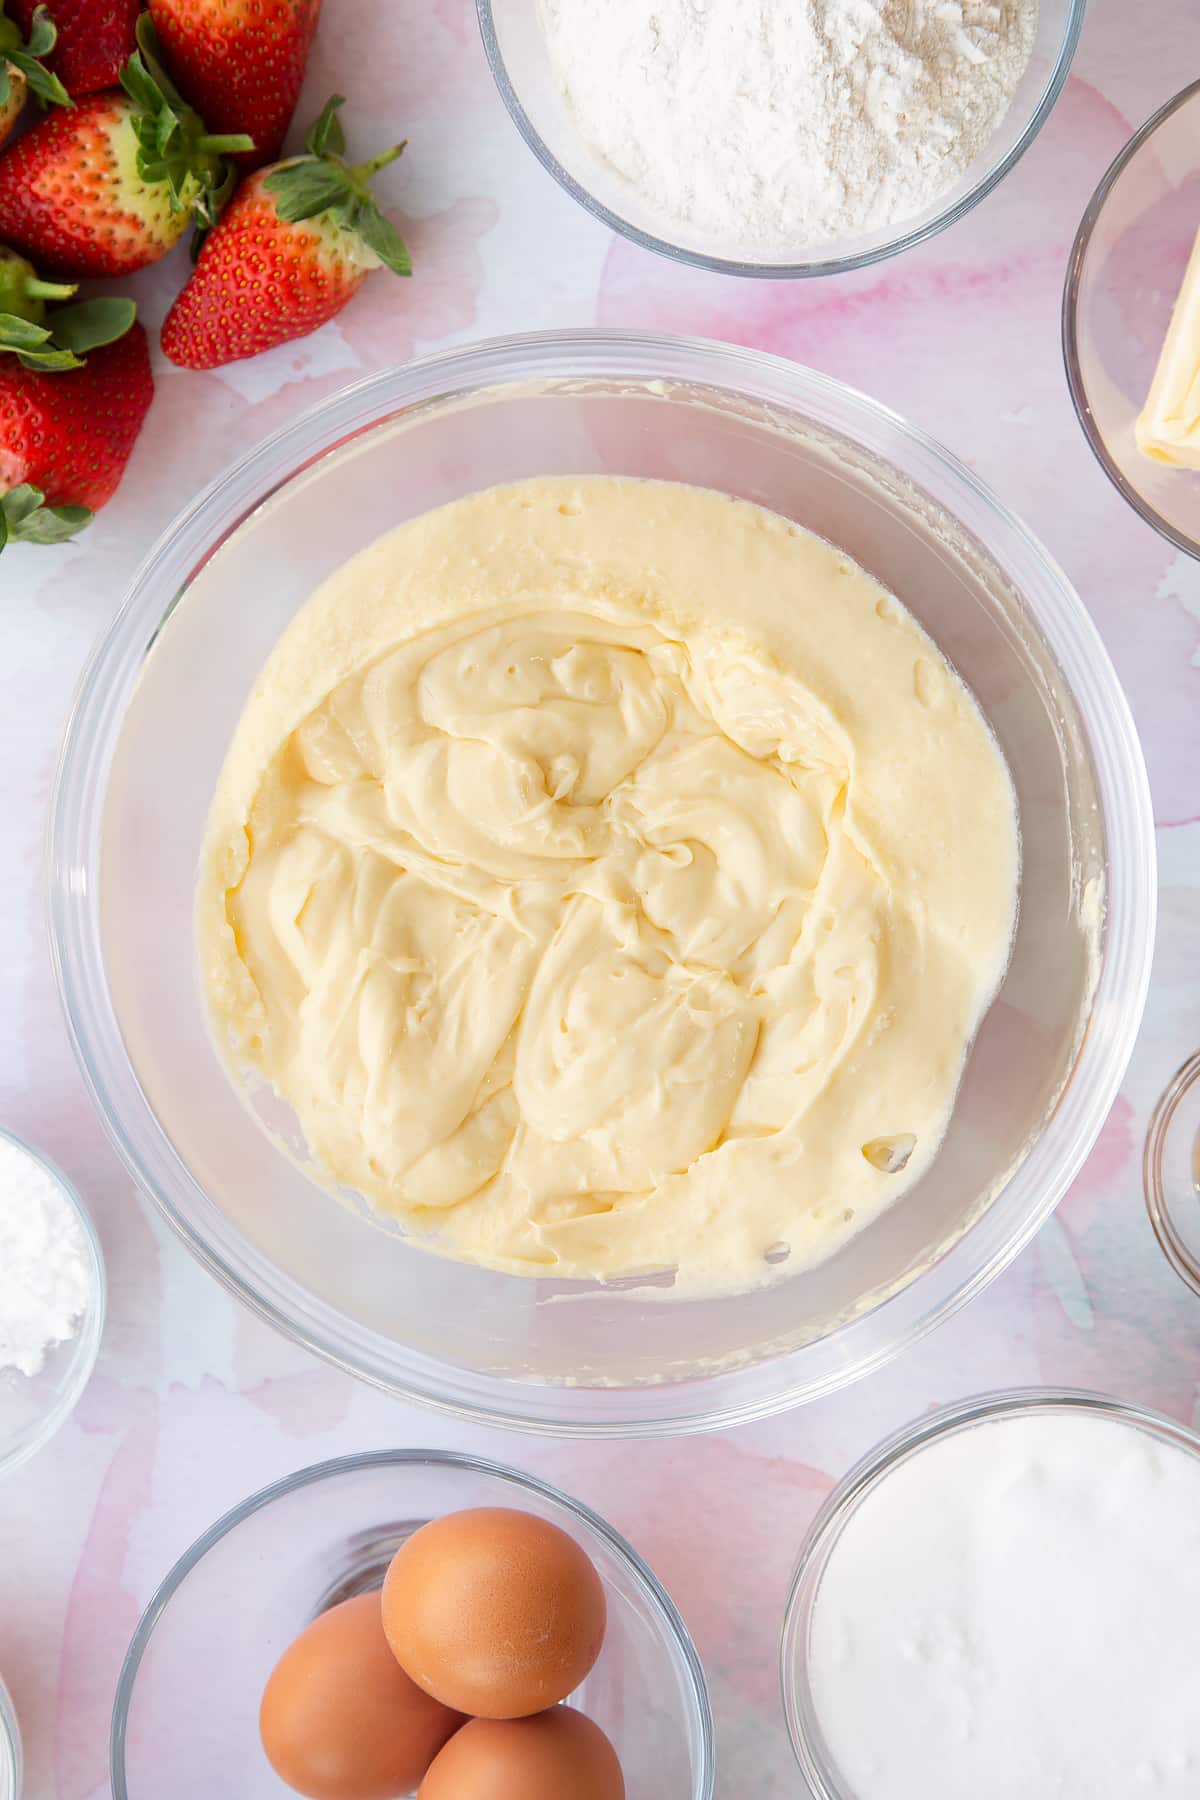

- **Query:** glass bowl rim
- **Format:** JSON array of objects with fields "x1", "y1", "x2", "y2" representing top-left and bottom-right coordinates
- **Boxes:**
[
  {"x1": 780, "y1": 1384, "x2": 1200, "y2": 1794},
  {"x1": 1143, "y1": 1048, "x2": 1200, "y2": 1299},
  {"x1": 0, "y1": 1124, "x2": 106, "y2": 1481},
  {"x1": 108, "y1": 1445, "x2": 716, "y2": 1800},
  {"x1": 475, "y1": 0, "x2": 1086, "y2": 279},
  {"x1": 48, "y1": 328, "x2": 1156, "y2": 1439},
  {"x1": 1062, "y1": 73, "x2": 1200, "y2": 562},
  {"x1": 0, "y1": 1676, "x2": 20, "y2": 1800}
]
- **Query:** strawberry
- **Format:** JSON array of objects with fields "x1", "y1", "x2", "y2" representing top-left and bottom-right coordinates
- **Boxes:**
[
  {"x1": 8, "y1": 0, "x2": 139, "y2": 97},
  {"x1": 0, "y1": 4, "x2": 70, "y2": 146},
  {"x1": 0, "y1": 296, "x2": 151, "y2": 548},
  {"x1": 161, "y1": 96, "x2": 410, "y2": 371},
  {"x1": 150, "y1": 0, "x2": 321, "y2": 173},
  {"x1": 0, "y1": 18, "x2": 252, "y2": 278}
]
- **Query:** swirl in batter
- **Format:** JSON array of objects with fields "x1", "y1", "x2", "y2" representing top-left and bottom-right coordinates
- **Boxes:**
[{"x1": 198, "y1": 478, "x2": 1018, "y2": 1290}]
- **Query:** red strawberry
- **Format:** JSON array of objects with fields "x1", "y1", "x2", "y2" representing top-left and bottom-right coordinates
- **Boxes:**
[
  {"x1": 161, "y1": 96, "x2": 409, "y2": 371},
  {"x1": 150, "y1": 0, "x2": 321, "y2": 172},
  {"x1": 0, "y1": 3, "x2": 71, "y2": 145},
  {"x1": 0, "y1": 19, "x2": 252, "y2": 278},
  {"x1": 0, "y1": 297, "x2": 152, "y2": 549},
  {"x1": 8, "y1": 0, "x2": 139, "y2": 97}
]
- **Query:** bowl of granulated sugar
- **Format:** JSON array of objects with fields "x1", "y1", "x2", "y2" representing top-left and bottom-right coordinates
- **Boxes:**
[
  {"x1": 0, "y1": 1127, "x2": 105, "y2": 1478},
  {"x1": 480, "y1": 0, "x2": 1084, "y2": 276}
]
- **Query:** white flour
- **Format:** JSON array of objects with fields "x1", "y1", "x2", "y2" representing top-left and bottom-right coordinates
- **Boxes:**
[
  {"x1": 540, "y1": 0, "x2": 1039, "y2": 253},
  {"x1": 0, "y1": 1137, "x2": 93, "y2": 1378}
]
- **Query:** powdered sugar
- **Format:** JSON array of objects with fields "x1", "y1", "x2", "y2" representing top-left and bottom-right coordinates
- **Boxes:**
[
  {"x1": 540, "y1": 0, "x2": 1039, "y2": 254},
  {"x1": 0, "y1": 1136, "x2": 93, "y2": 1379}
]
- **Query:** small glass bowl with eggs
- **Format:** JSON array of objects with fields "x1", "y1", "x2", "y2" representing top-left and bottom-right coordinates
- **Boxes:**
[{"x1": 110, "y1": 1449, "x2": 714, "y2": 1800}]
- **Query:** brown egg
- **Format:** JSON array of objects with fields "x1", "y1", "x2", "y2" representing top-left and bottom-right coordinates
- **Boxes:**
[
  {"x1": 382, "y1": 1507, "x2": 607, "y2": 1718},
  {"x1": 418, "y1": 1707, "x2": 625, "y2": 1800},
  {"x1": 259, "y1": 1591, "x2": 465, "y2": 1800}
]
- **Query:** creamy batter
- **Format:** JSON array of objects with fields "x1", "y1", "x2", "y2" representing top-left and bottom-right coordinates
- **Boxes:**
[{"x1": 197, "y1": 478, "x2": 1018, "y2": 1290}]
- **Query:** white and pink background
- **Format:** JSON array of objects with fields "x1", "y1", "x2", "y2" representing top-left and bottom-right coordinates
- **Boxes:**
[{"x1": 4, "y1": 0, "x2": 1199, "y2": 1792}]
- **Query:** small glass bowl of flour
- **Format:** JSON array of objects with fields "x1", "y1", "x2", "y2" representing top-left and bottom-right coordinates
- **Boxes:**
[
  {"x1": 481, "y1": 0, "x2": 1084, "y2": 275},
  {"x1": 0, "y1": 1127, "x2": 105, "y2": 1480},
  {"x1": 783, "y1": 1390, "x2": 1200, "y2": 1800}
]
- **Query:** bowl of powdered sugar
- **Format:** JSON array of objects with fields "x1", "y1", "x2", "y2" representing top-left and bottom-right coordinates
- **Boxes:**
[
  {"x1": 479, "y1": 0, "x2": 1085, "y2": 275},
  {"x1": 0, "y1": 1127, "x2": 105, "y2": 1479}
]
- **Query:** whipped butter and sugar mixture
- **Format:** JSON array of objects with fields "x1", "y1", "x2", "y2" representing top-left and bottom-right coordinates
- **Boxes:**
[{"x1": 198, "y1": 478, "x2": 1018, "y2": 1290}]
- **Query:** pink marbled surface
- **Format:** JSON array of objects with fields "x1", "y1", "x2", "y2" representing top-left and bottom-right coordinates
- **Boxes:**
[{"x1": 3, "y1": 0, "x2": 1200, "y2": 1794}]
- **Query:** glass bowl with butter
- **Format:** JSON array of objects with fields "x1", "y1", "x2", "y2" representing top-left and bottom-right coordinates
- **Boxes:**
[
  {"x1": 1064, "y1": 77, "x2": 1200, "y2": 559},
  {"x1": 49, "y1": 332, "x2": 1154, "y2": 1436}
]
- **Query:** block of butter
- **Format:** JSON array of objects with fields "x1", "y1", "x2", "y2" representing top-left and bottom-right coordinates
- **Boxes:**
[{"x1": 1136, "y1": 224, "x2": 1200, "y2": 469}]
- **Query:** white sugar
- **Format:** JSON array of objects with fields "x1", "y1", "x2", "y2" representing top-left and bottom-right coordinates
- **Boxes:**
[{"x1": 810, "y1": 1411, "x2": 1200, "y2": 1797}]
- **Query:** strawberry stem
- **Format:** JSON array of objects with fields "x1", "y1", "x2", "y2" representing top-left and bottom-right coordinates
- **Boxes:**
[
  {"x1": 352, "y1": 143, "x2": 408, "y2": 181},
  {"x1": 196, "y1": 132, "x2": 256, "y2": 155},
  {"x1": 24, "y1": 277, "x2": 75, "y2": 301}
]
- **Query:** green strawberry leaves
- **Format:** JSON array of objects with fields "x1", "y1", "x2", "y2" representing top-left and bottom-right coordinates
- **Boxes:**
[
  {"x1": 266, "y1": 159, "x2": 351, "y2": 221},
  {"x1": 352, "y1": 206, "x2": 411, "y2": 274},
  {"x1": 0, "y1": 311, "x2": 78, "y2": 369},
  {"x1": 307, "y1": 94, "x2": 347, "y2": 159},
  {"x1": 0, "y1": 483, "x2": 92, "y2": 551},
  {"x1": 121, "y1": 15, "x2": 254, "y2": 223},
  {"x1": 265, "y1": 95, "x2": 412, "y2": 278},
  {"x1": 52, "y1": 296, "x2": 138, "y2": 353},
  {"x1": 0, "y1": 295, "x2": 137, "y2": 370},
  {"x1": 0, "y1": 5, "x2": 71, "y2": 110}
]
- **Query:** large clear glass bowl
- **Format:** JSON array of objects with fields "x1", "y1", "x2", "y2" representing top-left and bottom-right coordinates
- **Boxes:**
[
  {"x1": 780, "y1": 1388, "x2": 1200, "y2": 1794},
  {"x1": 478, "y1": 0, "x2": 1084, "y2": 277},
  {"x1": 49, "y1": 331, "x2": 1155, "y2": 1436},
  {"x1": 1064, "y1": 78, "x2": 1200, "y2": 559},
  {"x1": 110, "y1": 1449, "x2": 714, "y2": 1799}
]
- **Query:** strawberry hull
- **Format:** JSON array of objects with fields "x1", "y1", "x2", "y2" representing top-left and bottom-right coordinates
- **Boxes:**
[{"x1": 0, "y1": 68, "x2": 24, "y2": 149}]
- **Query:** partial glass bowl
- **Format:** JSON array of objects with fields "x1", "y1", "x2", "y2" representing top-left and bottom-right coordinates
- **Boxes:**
[
  {"x1": 1144, "y1": 1049, "x2": 1200, "y2": 1298},
  {"x1": 1064, "y1": 77, "x2": 1200, "y2": 559},
  {"x1": 0, "y1": 1678, "x2": 20, "y2": 1800},
  {"x1": 478, "y1": 0, "x2": 1084, "y2": 277},
  {"x1": 110, "y1": 1448, "x2": 714, "y2": 1800},
  {"x1": 49, "y1": 331, "x2": 1155, "y2": 1436},
  {"x1": 780, "y1": 1388, "x2": 1200, "y2": 1795},
  {"x1": 0, "y1": 1127, "x2": 105, "y2": 1479}
]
